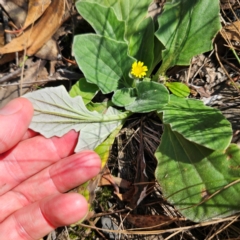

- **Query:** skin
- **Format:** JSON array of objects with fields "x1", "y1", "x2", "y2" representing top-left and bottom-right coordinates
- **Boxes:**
[{"x1": 0, "y1": 98, "x2": 101, "y2": 240}]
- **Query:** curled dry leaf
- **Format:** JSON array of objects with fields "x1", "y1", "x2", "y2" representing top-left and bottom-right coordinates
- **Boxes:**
[
  {"x1": 0, "y1": 0, "x2": 64, "y2": 55},
  {"x1": 221, "y1": 20, "x2": 240, "y2": 42},
  {"x1": 23, "y1": 0, "x2": 51, "y2": 29}
]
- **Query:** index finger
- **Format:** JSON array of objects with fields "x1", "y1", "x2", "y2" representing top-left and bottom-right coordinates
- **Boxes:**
[
  {"x1": 0, "y1": 98, "x2": 33, "y2": 153},
  {"x1": 0, "y1": 130, "x2": 79, "y2": 196}
]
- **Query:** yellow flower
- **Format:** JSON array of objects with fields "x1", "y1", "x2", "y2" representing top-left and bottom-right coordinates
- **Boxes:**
[{"x1": 131, "y1": 61, "x2": 148, "y2": 78}]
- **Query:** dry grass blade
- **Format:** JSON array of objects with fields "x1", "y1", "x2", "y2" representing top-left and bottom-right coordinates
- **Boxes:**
[
  {"x1": 207, "y1": 215, "x2": 239, "y2": 240},
  {"x1": 0, "y1": 0, "x2": 65, "y2": 55},
  {"x1": 78, "y1": 214, "x2": 240, "y2": 235}
]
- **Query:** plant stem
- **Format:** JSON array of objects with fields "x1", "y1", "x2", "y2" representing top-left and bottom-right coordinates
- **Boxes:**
[
  {"x1": 231, "y1": 48, "x2": 240, "y2": 65},
  {"x1": 152, "y1": 66, "x2": 168, "y2": 83}
]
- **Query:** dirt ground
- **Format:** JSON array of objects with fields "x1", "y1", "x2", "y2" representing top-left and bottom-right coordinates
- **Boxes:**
[{"x1": 0, "y1": 0, "x2": 240, "y2": 239}]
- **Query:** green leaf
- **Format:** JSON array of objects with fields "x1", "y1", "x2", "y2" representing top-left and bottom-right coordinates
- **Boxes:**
[
  {"x1": 112, "y1": 87, "x2": 137, "y2": 107},
  {"x1": 86, "y1": 101, "x2": 114, "y2": 113},
  {"x1": 73, "y1": 34, "x2": 135, "y2": 94},
  {"x1": 69, "y1": 78, "x2": 99, "y2": 105},
  {"x1": 74, "y1": 0, "x2": 156, "y2": 84},
  {"x1": 128, "y1": 17, "x2": 154, "y2": 74},
  {"x1": 155, "y1": 125, "x2": 240, "y2": 222},
  {"x1": 155, "y1": 0, "x2": 221, "y2": 74},
  {"x1": 77, "y1": 181, "x2": 91, "y2": 210},
  {"x1": 162, "y1": 95, "x2": 232, "y2": 151},
  {"x1": 152, "y1": 36, "x2": 163, "y2": 72},
  {"x1": 120, "y1": 0, "x2": 152, "y2": 43},
  {"x1": 126, "y1": 81, "x2": 169, "y2": 113},
  {"x1": 165, "y1": 82, "x2": 190, "y2": 97},
  {"x1": 76, "y1": 0, "x2": 152, "y2": 42},
  {"x1": 76, "y1": 1, "x2": 125, "y2": 42},
  {"x1": 75, "y1": 107, "x2": 124, "y2": 152},
  {"x1": 75, "y1": 0, "x2": 124, "y2": 20},
  {"x1": 24, "y1": 85, "x2": 131, "y2": 152},
  {"x1": 95, "y1": 124, "x2": 123, "y2": 168}
]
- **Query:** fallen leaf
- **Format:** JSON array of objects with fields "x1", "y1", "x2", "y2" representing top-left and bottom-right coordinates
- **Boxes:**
[
  {"x1": 2, "y1": 1, "x2": 27, "y2": 28},
  {"x1": 0, "y1": 0, "x2": 64, "y2": 55},
  {"x1": 122, "y1": 214, "x2": 178, "y2": 229},
  {"x1": 0, "y1": 53, "x2": 16, "y2": 65},
  {"x1": 34, "y1": 38, "x2": 59, "y2": 60},
  {"x1": 23, "y1": 0, "x2": 51, "y2": 29},
  {"x1": 99, "y1": 173, "x2": 131, "y2": 189},
  {"x1": 10, "y1": 0, "x2": 28, "y2": 8},
  {"x1": 222, "y1": 20, "x2": 240, "y2": 42}
]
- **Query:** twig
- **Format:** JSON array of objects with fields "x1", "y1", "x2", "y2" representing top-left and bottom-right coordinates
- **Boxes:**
[{"x1": 0, "y1": 68, "x2": 21, "y2": 83}]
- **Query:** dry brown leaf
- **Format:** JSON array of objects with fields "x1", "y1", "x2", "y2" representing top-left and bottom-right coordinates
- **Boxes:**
[
  {"x1": 35, "y1": 38, "x2": 59, "y2": 60},
  {"x1": 23, "y1": 0, "x2": 51, "y2": 29},
  {"x1": 0, "y1": 53, "x2": 17, "y2": 65},
  {"x1": 0, "y1": 0, "x2": 64, "y2": 55},
  {"x1": 99, "y1": 173, "x2": 131, "y2": 189},
  {"x1": 10, "y1": 0, "x2": 28, "y2": 8},
  {"x1": 27, "y1": 0, "x2": 64, "y2": 55},
  {"x1": 2, "y1": 1, "x2": 27, "y2": 27},
  {"x1": 222, "y1": 20, "x2": 240, "y2": 42},
  {"x1": 123, "y1": 214, "x2": 177, "y2": 229}
]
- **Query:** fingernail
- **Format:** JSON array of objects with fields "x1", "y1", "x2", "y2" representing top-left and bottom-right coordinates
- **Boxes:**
[{"x1": 0, "y1": 100, "x2": 23, "y2": 115}]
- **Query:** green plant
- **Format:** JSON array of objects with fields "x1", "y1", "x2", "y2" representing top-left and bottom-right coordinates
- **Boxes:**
[{"x1": 24, "y1": 0, "x2": 240, "y2": 222}]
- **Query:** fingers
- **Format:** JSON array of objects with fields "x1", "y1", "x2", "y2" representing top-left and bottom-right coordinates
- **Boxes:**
[
  {"x1": 0, "y1": 98, "x2": 33, "y2": 153},
  {"x1": 0, "y1": 193, "x2": 88, "y2": 240},
  {"x1": 0, "y1": 130, "x2": 79, "y2": 196},
  {"x1": 21, "y1": 129, "x2": 38, "y2": 141},
  {"x1": 0, "y1": 151, "x2": 101, "y2": 222}
]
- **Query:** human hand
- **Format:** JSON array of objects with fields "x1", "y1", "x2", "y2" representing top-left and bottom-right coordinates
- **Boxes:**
[{"x1": 0, "y1": 98, "x2": 101, "y2": 239}]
